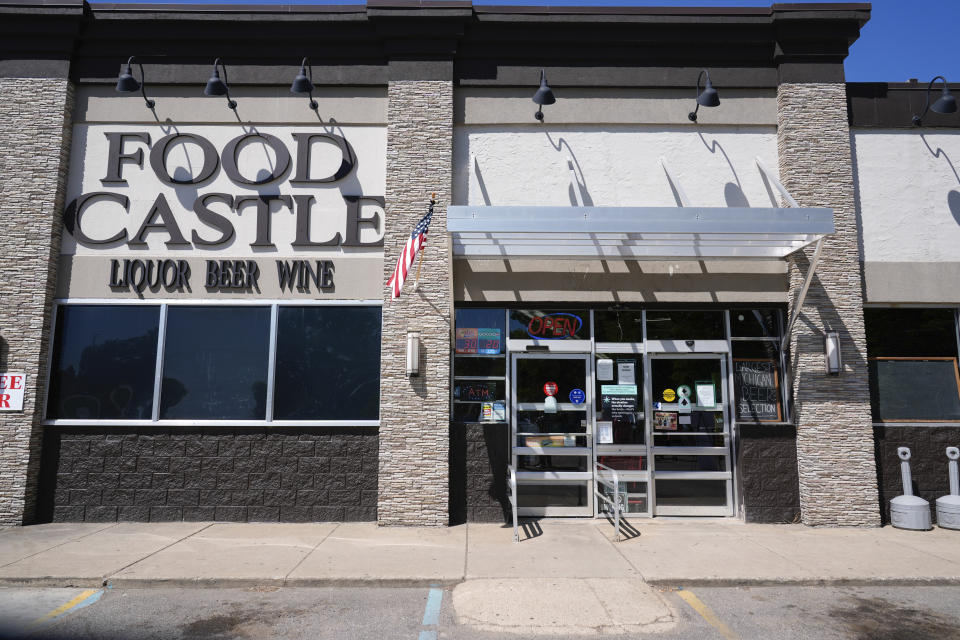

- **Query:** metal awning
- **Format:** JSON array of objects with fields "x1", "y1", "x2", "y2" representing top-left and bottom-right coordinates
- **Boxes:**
[{"x1": 447, "y1": 205, "x2": 833, "y2": 260}]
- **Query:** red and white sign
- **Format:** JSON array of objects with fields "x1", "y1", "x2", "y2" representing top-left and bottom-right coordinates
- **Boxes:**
[
  {"x1": 0, "y1": 373, "x2": 26, "y2": 411},
  {"x1": 543, "y1": 382, "x2": 558, "y2": 397}
]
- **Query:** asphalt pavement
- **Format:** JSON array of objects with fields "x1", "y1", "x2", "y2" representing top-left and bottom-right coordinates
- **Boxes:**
[{"x1": 2, "y1": 584, "x2": 960, "y2": 639}]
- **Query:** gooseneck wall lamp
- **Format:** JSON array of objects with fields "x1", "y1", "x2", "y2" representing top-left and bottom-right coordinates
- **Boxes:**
[
  {"x1": 688, "y1": 69, "x2": 720, "y2": 122},
  {"x1": 532, "y1": 69, "x2": 556, "y2": 122},
  {"x1": 291, "y1": 58, "x2": 319, "y2": 111},
  {"x1": 912, "y1": 76, "x2": 957, "y2": 126},
  {"x1": 204, "y1": 58, "x2": 237, "y2": 111},
  {"x1": 115, "y1": 56, "x2": 155, "y2": 109}
]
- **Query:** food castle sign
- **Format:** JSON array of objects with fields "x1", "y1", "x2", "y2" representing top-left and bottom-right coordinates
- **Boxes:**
[{"x1": 60, "y1": 125, "x2": 386, "y2": 299}]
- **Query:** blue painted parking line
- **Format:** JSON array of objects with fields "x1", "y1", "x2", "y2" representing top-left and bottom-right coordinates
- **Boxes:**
[{"x1": 418, "y1": 585, "x2": 443, "y2": 639}]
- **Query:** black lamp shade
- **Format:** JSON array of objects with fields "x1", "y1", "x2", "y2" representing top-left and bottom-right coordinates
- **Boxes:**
[
  {"x1": 205, "y1": 69, "x2": 228, "y2": 97},
  {"x1": 291, "y1": 67, "x2": 314, "y2": 94},
  {"x1": 532, "y1": 70, "x2": 556, "y2": 106},
  {"x1": 697, "y1": 80, "x2": 720, "y2": 108},
  {"x1": 116, "y1": 66, "x2": 140, "y2": 93},
  {"x1": 932, "y1": 87, "x2": 958, "y2": 114}
]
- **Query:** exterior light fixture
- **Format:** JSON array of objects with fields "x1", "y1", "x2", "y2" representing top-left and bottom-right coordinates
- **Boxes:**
[
  {"x1": 824, "y1": 331, "x2": 842, "y2": 375},
  {"x1": 115, "y1": 56, "x2": 155, "y2": 109},
  {"x1": 406, "y1": 330, "x2": 421, "y2": 377},
  {"x1": 912, "y1": 75, "x2": 957, "y2": 126},
  {"x1": 688, "y1": 69, "x2": 720, "y2": 122},
  {"x1": 532, "y1": 69, "x2": 556, "y2": 122},
  {"x1": 204, "y1": 58, "x2": 237, "y2": 111},
  {"x1": 290, "y1": 57, "x2": 318, "y2": 111}
]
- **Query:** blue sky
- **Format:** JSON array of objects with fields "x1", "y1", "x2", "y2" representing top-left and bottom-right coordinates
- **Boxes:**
[{"x1": 105, "y1": 0, "x2": 958, "y2": 83}]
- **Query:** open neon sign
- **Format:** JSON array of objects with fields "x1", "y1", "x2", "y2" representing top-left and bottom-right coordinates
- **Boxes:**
[{"x1": 526, "y1": 313, "x2": 583, "y2": 340}]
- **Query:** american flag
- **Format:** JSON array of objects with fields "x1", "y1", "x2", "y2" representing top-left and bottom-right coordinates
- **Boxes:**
[{"x1": 387, "y1": 198, "x2": 435, "y2": 299}]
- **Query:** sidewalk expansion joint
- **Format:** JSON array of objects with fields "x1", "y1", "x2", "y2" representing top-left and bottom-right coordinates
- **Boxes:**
[
  {"x1": 0, "y1": 523, "x2": 118, "y2": 570},
  {"x1": 281, "y1": 522, "x2": 341, "y2": 584},
  {"x1": 102, "y1": 522, "x2": 215, "y2": 584}
]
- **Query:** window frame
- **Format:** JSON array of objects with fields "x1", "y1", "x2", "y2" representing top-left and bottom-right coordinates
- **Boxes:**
[
  {"x1": 864, "y1": 305, "x2": 960, "y2": 426},
  {"x1": 43, "y1": 298, "x2": 383, "y2": 428}
]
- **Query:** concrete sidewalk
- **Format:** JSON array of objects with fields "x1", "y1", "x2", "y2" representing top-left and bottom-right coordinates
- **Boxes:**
[{"x1": 0, "y1": 518, "x2": 957, "y2": 589}]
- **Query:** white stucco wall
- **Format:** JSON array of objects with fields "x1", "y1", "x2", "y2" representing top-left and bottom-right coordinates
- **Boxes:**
[
  {"x1": 451, "y1": 125, "x2": 789, "y2": 303},
  {"x1": 853, "y1": 130, "x2": 960, "y2": 303},
  {"x1": 453, "y1": 125, "x2": 779, "y2": 208}
]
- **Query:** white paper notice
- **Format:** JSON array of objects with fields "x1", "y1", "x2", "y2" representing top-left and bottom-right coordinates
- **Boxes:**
[
  {"x1": 696, "y1": 383, "x2": 716, "y2": 408},
  {"x1": 617, "y1": 361, "x2": 636, "y2": 384},
  {"x1": 597, "y1": 359, "x2": 614, "y2": 381},
  {"x1": 597, "y1": 421, "x2": 614, "y2": 444}
]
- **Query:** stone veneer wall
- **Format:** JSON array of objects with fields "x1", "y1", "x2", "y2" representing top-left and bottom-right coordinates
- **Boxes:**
[
  {"x1": 378, "y1": 80, "x2": 453, "y2": 526},
  {"x1": 874, "y1": 426, "x2": 960, "y2": 525},
  {"x1": 449, "y1": 423, "x2": 510, "y2": 524},
  {"x1": 37, "y1": 428, "x2": 377, "y2": 522},
  {"x1": 0, "y1": 78, "x2": 74, "y2": 525},
  {"x1": 777, "y1": 83, "x2": 880, "y2": 526},
  {"x1": 738, "y1": 424, "x2": 801, "y2": 523}
]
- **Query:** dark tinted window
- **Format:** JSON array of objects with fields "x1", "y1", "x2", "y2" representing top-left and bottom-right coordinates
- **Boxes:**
[
  {"x1": 730, "y1": 309, "x2": 780, "y2": 338},
  {"x1": 865, "y1": 309, "x2": 958, "y2": 357},
  {"x1": 47, "y1": 305, "x2": 160, "y2": 419},
  {"x1": 159, "y1": 306, "x2": 270, "y2": 420},
  {"x1": 865, "y1": 309, "x2": 960, "y2": 421},
  {"x1": 273, "y1": 306, "x2": 381, "y2": 420},
  {"x1": 646, "y1": 310, "x2": 725, "y2": 340},
  {"x1": 594, "y1": 310, "x2": 644, "y2": 342}
]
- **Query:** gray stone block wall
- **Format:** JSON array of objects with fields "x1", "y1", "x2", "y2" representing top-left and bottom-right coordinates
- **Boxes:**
[
  {"x1": 777, "y1": 83, "x2": 880, "y2": 526},
  {"x1": 38, "y1": 428, "x2": 377, "y2": 522},
  {"x1": 0, "y1": 78, "x2": 74, "y2": 525},
  {"x1": 738, "y1": 424, "x2": 801, "y2": 523},
  {"x1": 378, "y1": 80, "x2": 453, "y2": 526},
  {"x1": 874, "y1": 426, "x2": 960, "y2": 525}
]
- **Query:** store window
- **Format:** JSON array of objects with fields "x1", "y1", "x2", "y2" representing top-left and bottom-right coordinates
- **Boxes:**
[
  {"x1": 453, "y1": 308, "x2": 506, "y2": 422},
  {"x1": 594, "y1": 309, "x2": 644, "y2": 343},
  {"x1": 865, "y1": 308, "x2": 960, "y2": 422},
  {"x1": 646, "y1": 310, "x2": 724, "y2": 340},
  {"x1": 46, "y1": 303, "x2": 382, "y2": 424},
  {"x1": 508, "y1": 309, "x2": 590, "y2": 341},
  {"x1": 731, "y1": 308, "x2": 785, "y2": 423},
  {"x1": 274, "y1": 307, "x2": 381, "y2": 420},
  {"x1": 47, "y1": 305, "x2": 160, "y2": 420},
  {"x1": 160, "y1": 306, "x2": 271, "y2": 420}
]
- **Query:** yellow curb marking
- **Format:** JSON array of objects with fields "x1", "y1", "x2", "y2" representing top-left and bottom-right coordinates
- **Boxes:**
[
  {"x1": 675, "y1": 588, "x2": 739, "y2": 640},
  {"x1": 32, "y1": 589, "x2": 100, "y2": 625}
]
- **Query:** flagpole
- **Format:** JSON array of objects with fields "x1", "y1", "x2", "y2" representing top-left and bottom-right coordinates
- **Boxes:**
[{"x1": 412, "y1": 193, "x2": 435, "y2": 292}]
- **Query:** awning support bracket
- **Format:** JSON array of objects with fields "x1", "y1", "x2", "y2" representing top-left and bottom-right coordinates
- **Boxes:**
[{"x1": 754, "y1": 157, "x2": 827, "y2": 352}]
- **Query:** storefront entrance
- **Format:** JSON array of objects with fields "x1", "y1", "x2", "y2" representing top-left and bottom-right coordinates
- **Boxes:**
[
  {"x1": 511, "y1": 353, "x2": 594, "y2": 516},
  {"x1": 648, "y1": 355, "x2": 734, "y2": 516},
  {"x1": 511, "y1": 351, "x2": 734, "y2": 518}
]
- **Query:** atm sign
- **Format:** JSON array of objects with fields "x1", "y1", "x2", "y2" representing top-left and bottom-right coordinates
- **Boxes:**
[{"x1": 526, "y1": 313, "x2": 583, "y2": 340}]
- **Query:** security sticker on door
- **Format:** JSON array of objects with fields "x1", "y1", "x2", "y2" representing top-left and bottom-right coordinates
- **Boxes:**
[
  {"x1": 662, "y1": 388, "x2": 676, "y2": 402},
  {"x1": 569, "y1": 388, "x2": 585, "y2": 405}
]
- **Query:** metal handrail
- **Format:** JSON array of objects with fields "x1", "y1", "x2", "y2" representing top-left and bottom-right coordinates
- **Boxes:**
[
  {"x1": 594, "y1": 462, "x2": 623, "y2": 541},
  {"x1": 507, "y1": 465, "x2": 519, "y2": 542}
]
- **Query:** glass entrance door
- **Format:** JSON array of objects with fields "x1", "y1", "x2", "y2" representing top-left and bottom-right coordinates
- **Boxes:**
[
  {"x1": 647, "y1": 355, "x2": 733, "y2": 516},
  {"x1": 511, "y1": 353, "x2": 593, "y2": 516}
]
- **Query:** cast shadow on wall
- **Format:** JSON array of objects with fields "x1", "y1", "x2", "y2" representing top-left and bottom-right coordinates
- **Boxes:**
[
  {"x1": 920, "y1": 134, "x2": 960, "y2": 226},
  {"x1": 697, "y1": 132, "x2": 751, "y2": 208}
]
